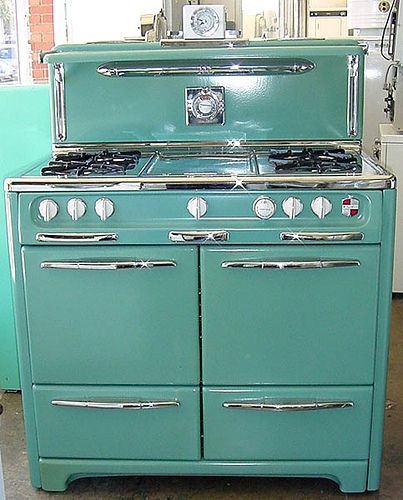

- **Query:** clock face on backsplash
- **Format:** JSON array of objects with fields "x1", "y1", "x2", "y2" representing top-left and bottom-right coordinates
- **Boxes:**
[{"x1": 183, "y1": 5, "x2": 226, "y2": 39}]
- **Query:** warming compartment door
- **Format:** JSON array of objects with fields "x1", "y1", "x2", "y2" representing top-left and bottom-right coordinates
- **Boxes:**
[
  {"x1": 201, "y1": 245, "x2": 380, "y2": 385},
  {"x1": 22, "y1": 245, "x2": 199, "y2": 385}
]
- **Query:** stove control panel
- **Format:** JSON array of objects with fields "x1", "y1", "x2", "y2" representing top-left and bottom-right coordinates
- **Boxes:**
[
  {"x1": 67, "y1": 198, "x2": 87, "y2": 221},
  {"x1": 253, "y1": 197, "x2": 276, "y2": 219},
  {"x1": 95, "y1": 198, "x2": 114, "y2": 221},
  {"x1": 311, "y1": 196, "x2": 332, "y2": 219},
  {"x1": 282, "y1": 197, "x2": 304, "y2": 219},
  {"x1": 38, "y1": 199, "x2": 59, "y2": 222}
]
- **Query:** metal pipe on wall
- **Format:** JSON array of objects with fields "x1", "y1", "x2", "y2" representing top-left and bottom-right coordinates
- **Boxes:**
[{"x1": 279, "y1": 0, "x2": 307, "y2": 38}]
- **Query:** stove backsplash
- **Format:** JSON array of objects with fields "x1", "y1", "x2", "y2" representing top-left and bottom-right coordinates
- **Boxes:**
[{"x1": 44, "y1": 40, "x2": 365, "y2": 146}]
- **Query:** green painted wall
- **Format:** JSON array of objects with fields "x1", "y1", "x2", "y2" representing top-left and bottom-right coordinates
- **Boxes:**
[{"x1": 0, "y1": 84, "x2": 51, "y2": 389}]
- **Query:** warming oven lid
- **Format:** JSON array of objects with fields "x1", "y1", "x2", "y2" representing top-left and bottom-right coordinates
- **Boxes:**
[{"x1": 43, "y1": 40, "x2": 365, "y2": 146}]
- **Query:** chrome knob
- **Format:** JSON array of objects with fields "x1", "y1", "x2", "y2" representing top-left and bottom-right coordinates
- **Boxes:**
[
  {"x1": 38, "y1": 199, "x2": 59, "y2": 222},
  {"x1": 187, "y1": 197, "x2": 208, "y2": 219},
  {"x1": 95, "y1": 198, "x2": 114, "y2": 221},
  {"x1": 282, "y1": 197, "x2": 303, "y2": 219},
  {"x1": 253, "y1": 197, "x2": 276, "y2": 219},
  {"x1": 311, "y1": 196, "x2": 332, "y2": 219},
  {"x1": 67, "y1": 198, "x2": 87, "y2": 221}
]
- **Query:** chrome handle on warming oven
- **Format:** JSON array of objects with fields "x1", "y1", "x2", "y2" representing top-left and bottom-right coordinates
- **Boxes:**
[
  {"x1": 221, "y1": 260, "x2": 360, "y2": 269},
  {"x1": 51, "y1": 400, "x2": 180, "y2": 410},
  {"x1": 169, "y1": 230, "x2": 229, "y2": 242},
  {"x1": 222, "y1": 401, "x2": 354, "y2": 411},
  {"x1": 96, "y1": 59, "x2": 315, "y2": 77},
  {"x1": 41, "y1": 260, "x2": 176, "y2": 270},
  {"x1": 36, "y1": 233, "x2": 118, "y2": 243},
  {"x1": 54, "y1": 63, "x2": 66, "y2": 141},
  {"x1": 280, "y1": 232, "x2": 364, "y2": 241},
  {"x1": 347, "y1": 54, "x2": 359, "y2": 137}
]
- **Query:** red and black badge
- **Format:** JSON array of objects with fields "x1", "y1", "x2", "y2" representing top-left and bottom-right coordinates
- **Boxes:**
[{"x1": 341, "y1": 197, "x2": 359, "y2": 217}]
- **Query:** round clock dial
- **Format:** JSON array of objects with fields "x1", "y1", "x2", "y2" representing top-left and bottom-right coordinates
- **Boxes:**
[{"x1": 190, "y1": 7, "x2": 220, "y2": 37}]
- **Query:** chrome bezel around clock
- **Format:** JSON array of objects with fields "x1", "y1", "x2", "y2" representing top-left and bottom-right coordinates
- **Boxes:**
[{"x1": 185, "y1": 87, "x2": 225, "y2": 125}]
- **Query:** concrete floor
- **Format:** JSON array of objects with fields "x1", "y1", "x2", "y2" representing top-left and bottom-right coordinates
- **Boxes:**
[{"x1": 1, "y1": 299, "x2": 402, "y2": 500}]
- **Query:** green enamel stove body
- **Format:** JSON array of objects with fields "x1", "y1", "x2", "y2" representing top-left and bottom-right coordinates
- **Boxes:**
[{"x1": 5, "y1": 39, "x2": 396, "y2": 494}]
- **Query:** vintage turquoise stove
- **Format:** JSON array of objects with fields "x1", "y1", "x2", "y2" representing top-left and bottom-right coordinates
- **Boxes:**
[{"x1": 5, "y1": 39, "x2": 396, "y2": 493}]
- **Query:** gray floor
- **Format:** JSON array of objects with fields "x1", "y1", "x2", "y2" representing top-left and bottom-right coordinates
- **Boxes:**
[{"x1": 1, "y1": 299, "x2": 402, "y2": 500}]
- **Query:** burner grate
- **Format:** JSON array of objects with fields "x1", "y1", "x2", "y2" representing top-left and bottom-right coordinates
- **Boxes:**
[
  {"x1": 41, "y1": 151, "x2": 141, "y2": 177},
  {"x1": 268, "y1": 148, "x2": 361, "y2": 174}
]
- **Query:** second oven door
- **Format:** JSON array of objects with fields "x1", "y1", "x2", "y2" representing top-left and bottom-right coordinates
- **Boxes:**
[
  {"x1": 201, "y1": 245, "x2": 380, "y2": 385},
  {"x1": 22, "y1": 245, "x2": 199, "y2": 385}
]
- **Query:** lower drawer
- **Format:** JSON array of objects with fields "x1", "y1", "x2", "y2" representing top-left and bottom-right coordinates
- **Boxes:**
[
  {"x1": 203, "y1": 386, "x2": 372, "y2": 461},
  {"x1": 33, "y1": 385, "x2": 200, "y2": 460}
]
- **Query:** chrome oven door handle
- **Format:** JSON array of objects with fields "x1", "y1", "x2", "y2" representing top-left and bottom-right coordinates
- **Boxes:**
[
  {"x1": 51, "y1": 400, "x2": 180, "y2": 409},
  {"x1": 169, "y1": 230, "x2": 229, "y2": 242},
  {"x1": 280, "y1": 232, "x2": 364, "y2": 242},
  {"x1": 222, "y1": 401, "x2": 354, "y2": 411},
  {"x1": 36, "y1": 233, "x2": 118, "y2": 243},
  {"x1": 41, "y1": 260, "x2": 176, "y2": 270},
  {"x1": 221, "y1": 260, "x2": 360, "y2": 269}
]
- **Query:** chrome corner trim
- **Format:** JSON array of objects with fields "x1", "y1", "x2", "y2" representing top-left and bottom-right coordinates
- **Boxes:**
[
  {"x1": 280, "y1": 232, "x2": 364, "y2": 242},
  {"x1": 347, "y1": 55, "x2": 359, "y2": 137},
  {"x1": 96, "y1": 59, "x2": 315, "y2": 77},
  {"x1": 41, "y1": 260, "x2": 176, "y2": 270},
  {"x1": 222, "y1": 401, "x2": 354, "y2": 411},
  {"x1": 221, "y1": 260, "x2": 360, "y2": 269},
  {"x1": 36, "y1": 232, "x2": 118, "y2": 243},
  {"x1": 169, "y1": 230, "x2": 229, "y2": 243},
  {"x1": 54, "y1": 63, "x2": 66, "y2": 142},
  {"x1": 51, "y1": 400, "x2": 180, "y2": 410}
]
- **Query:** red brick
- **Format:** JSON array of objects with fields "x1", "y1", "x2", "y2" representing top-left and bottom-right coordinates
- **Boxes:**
[
  {"x1": 29, "y1": 14, "x2": 41, "y2": 24},
  {"x1": 29, "y1": 0, "x2": 41, "y2": 6},
  {"x1": 30, "y1": 32, "x2": 42, "y2": 43},
  {"x1": 31, "y1": 41, "x2": 53, "y2": 51},
  {"x1": 41, "y1": 0, "x2": 53, "y2": 5},
  {"x1": 41, "y1": 14, "x2": 53, "y2": 23},
  {"x1": 39, "y1": 23, "x2": 53, "y2": 33},
  {"x1": 32, "y1": 5, "x2": 52, "y2": 14},
  {"x1": 41, "y1": 32, "x2": 54, "y2": 43}
]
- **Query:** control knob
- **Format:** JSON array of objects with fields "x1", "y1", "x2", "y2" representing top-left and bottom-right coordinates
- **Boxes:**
[
  {"x1": 38, "y1": 199, "x2": 59, "y2": 222},
  {"x1": 95, "y1": 198, "x2": 115, "y2": 221},
  {"x1": 311, "y1": 196, "x2": 332, "y2": 219},
  {"x1": 282, "y1": 197, "x2": 303, "y2": 219},
  {"x1": 187, "y1": 197, "x2": 208, "y2": 219},
  {"x1": 253, "y1": 197, "x2": 276, "y2": 219},
  {"x1": 67, "y1": 198, "x2": 87, "y2": 221}
]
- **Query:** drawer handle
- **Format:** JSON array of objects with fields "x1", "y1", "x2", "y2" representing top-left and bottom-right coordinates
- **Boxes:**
[
  {"x1": 222, "y1": 401, "x2": 354, "y2": 411},
  {"x1": 36, "y1": 233, "x2": 118, "y2": 243},
  {"x1": 41, "y1": 260, "x2": 177, "y2": 270},
  {"x1": 222, "y1": 260, "x2": 360, "y2": 269},
  {"x1": 169, "y1": 230, "x2": 229, "y2": 243},
  {"x1": 280, "y1": 232, "x2": 364, "y2": 242},
  {"x1": 51, "y1": 400, "x2": 180, "y2": 409}
]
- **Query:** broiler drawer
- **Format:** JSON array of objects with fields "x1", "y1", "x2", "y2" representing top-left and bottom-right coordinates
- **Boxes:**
[
  {"x1": 203, "y1": 386, "x2": 372, "y2": 461},
  {"x1": 33, "y1": 385, "x2": 200, "y2": 460}
]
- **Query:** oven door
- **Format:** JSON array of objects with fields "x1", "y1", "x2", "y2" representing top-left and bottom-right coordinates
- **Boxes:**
[
  {"x1": 22, "y1": 245, "x2": 199, "y2": 385},
  {"x1": 201, "y1": 245, "x2": 380, "y2": 385}
]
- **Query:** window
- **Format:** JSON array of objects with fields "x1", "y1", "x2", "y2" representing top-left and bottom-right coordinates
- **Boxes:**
[{"x1": 0, "y1": 0, "x2": 19, "y2": 83}]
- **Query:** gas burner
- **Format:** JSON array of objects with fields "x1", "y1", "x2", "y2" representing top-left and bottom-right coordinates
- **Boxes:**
[
  {"x1": 41, "y1": 150, "x2": 141, "y2": 177},
  {"x1": 268, "y1": 148, "x2": 361, "y2": 174}
]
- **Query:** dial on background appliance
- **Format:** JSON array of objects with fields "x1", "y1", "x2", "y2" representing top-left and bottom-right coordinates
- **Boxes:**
[{"x1": 5, "y1": 38, "x2": 395, "y2": 493}]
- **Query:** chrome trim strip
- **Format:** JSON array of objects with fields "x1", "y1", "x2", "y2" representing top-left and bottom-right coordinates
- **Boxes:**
[
  {"x1": 222, "y1": 401, "x2": 354, "y2": 411},
  {"x1": 221, "y1": 260, "x2": 360, "y2": 269},
  {"x1": 41, "y1": 260, "x2": 176, "y2": 270},
  {"x1": 54, "y1": 63, "x2": 66, "y2": 142},
  {"x1": 36, "y1": 233, "x2": 118, "y2": 243},
  {"x1": 347, "y1": 55, "x2": 359, "y2": 137},
  {"x1": 51, "y1": 400, "x2": 180, "y2": 409},
  {"x1": 160, "y1": 39, "x2": 250, "y2": 48},
  {"x1": 169, "y1": 230, "x2": 229, "y2": 242},
  {"x1": 280, "y1": 232, "x2": 364, "y2": 242},
  {"x1": 97, "y1": 59, "x2": 315, "y2": 77}
]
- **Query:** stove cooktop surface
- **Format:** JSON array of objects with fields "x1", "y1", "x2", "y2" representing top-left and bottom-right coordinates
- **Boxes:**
[{"x1": 40, "y1": 147, "x2": 363, "y2": 178}]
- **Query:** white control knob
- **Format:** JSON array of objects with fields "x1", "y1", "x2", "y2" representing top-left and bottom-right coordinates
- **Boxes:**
[
  {"x1": 311, "y1": 196, "x2": 332, "y2": 219},
  {"x1": 282, "y1": 197, "x2": 304, "y2": 219},
  {"x1": 95, "y1": 198, "x2": 115, "y2": 221},
  {"x1": 67, "y1": 198, "x2": 87, "y2": 221},
  {"x1": 187, "y1": 197, "x2": 208, "y2": 219},
  {"x1": 253, "y1": 197, "x2": 276, "y2": 219},
  {"x1": 38, "y1": 199, "x2": 59, "y2": 222}
]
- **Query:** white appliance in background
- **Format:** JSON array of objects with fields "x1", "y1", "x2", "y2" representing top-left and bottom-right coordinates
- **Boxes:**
[
  {"x1": 347, "y1": 0, "x2": 391, "y2": 32},
  {"x1": 380, "y1": 123, "x2": 403, "y2": 292}
]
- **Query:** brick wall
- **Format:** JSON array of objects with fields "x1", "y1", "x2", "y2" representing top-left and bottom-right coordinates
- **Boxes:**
[{"x1": 29, "y1": 0, "x2": 54, "y2": 82}]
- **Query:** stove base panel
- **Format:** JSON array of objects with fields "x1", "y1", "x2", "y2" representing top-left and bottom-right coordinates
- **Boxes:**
[{"x1": 38, "y1": 459, "x2": 369, "y2": 493}]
